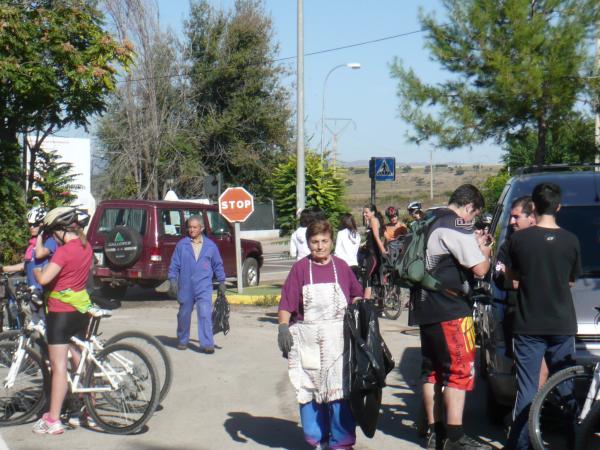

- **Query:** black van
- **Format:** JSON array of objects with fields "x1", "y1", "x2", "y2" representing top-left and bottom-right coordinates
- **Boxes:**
[{"x1": 478, "y1": 167, "x2": 600, "y2": 422}]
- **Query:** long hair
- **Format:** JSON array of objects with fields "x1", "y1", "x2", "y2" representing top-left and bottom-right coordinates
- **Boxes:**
[
  {"x1": 339, "y1": 213, "x2": 357, "y2": 238},
  {"x1": 364, "y1": 204, "x2": 384, "y2": 231}
]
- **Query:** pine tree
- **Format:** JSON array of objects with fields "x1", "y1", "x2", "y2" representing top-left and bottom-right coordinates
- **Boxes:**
[
  {"x1": 30, "y1": 149, "x2": 82, "y2": 209},
  {"x1": 390, "y1": 0, "x2": 600, "y2": 165}
]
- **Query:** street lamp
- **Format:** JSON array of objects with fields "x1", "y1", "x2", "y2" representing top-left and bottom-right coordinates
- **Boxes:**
[{"x1": 320, "y1": 62, "x2": 361, "y2": 161}]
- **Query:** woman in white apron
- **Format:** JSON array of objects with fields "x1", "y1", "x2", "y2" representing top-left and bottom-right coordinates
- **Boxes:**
[{"x1": 278, "y1": 220, "x2": 364, "y2": 449}]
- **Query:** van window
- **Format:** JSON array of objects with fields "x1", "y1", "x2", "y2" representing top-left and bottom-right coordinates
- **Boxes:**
[
  {"x1": 98, "y1": 208, "x2": 147, "y2": 235},
  {"x1": 557, "y1": 205, "x2": 600, "y2": 276},
  {"x1": 206, "y1": 211, "x2": 230, "y2": 235},
  {"x1": 183, "y1": 210, "x2": 205, "y2": 224},
  {"x1": 160, "y1": 210, "x2": 182, "y2": 236}
]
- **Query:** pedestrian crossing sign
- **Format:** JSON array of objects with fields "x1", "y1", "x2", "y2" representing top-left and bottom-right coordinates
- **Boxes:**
[{"x1": 369, "y1": 157, "x2": 396, "y2": 181}]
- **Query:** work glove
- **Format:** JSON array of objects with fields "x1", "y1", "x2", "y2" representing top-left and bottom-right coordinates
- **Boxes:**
[
  {"x1": 278, "y1": 323, "x2": 294, "y2": 355},
  {"x1": 168, "y1": 279, "x2": 178, "y2": 299},
  {"x1": 218, "y1": 282, "x2": 226, "y2": 296}
]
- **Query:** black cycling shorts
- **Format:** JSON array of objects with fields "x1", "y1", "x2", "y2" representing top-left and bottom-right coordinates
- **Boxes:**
[
  {"x1": 46, "y1": 311, "x2": 89, "y2": 345},
  {"x1": 363, "y1": 254, "x2": 379, "y2": 288}
]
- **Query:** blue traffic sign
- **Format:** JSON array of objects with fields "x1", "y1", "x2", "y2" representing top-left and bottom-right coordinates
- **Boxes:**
[{"x1": 370, "y1": 157, "x2": 396, "y2": 181}]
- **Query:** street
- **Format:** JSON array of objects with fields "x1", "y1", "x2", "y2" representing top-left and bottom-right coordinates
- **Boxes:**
[{"x1": 0, "y1": 300, "x2": 506, "y2": 450}]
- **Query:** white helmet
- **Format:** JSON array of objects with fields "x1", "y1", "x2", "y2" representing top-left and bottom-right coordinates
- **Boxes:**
[
  {"x1": 43, "y1": 207, "x2": 90, "y2": 232},
  {"x1": 27, "y1": 206, "x2": 48, "y2": 225},
  {"x1": 407, "y1": 201, "x2": 422, "y2": 214}
]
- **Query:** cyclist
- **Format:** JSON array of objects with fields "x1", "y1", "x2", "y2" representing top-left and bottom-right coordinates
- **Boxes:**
[
  {"x1": 362, "y1": 204, "x2": 386, "y2": 302},
  {"x1": 383, "y1": 206, "x2": 407, "y2": 243},
  {"x1": 32, "y1": 207, "x2": 92, "y2": 435},
  {"x1": 408, "y1": 201, "x2": 424, "y2": 221},
  {"x1": 0, "y1": 206, "x2": 57, "y2": 324}
]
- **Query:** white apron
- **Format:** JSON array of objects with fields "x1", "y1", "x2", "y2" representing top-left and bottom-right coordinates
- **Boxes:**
[{"x1": 288, "y1": 259, "x2": 348, "y2": 404}]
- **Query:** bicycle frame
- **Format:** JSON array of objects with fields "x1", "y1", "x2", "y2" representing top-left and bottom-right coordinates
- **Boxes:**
[{"x1": 580, "y1": 362, "x2": 600, "y2": 421}]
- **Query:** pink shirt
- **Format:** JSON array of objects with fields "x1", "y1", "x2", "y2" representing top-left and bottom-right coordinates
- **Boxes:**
[{"x1": 47, "y1": 239, "x2": 92, "y2": 313}]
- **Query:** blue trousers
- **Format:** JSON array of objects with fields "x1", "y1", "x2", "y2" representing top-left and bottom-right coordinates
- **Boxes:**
[
  {"x1": 176, "y1": 298, "x2": 213, "y2": 349},
  {"x1": 506, "y1": 334, "x2": 575, "y2": 450},
  {"x1": 299, "y1": 400, "x2": 356, "y2": 449}
]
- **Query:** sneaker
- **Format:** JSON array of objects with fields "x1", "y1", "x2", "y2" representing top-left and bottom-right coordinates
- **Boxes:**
[
  {"x1": 67, "y1": 408, "x2": 97, "y2": 429},
  {"x1": 425, "y1": 431, "x2": 438, "y2": 449},
  {"x1": 443, "y1": 434, "x2": 491, "y2": 450},
  {"x1": 32, "y1": 413, "x2": 65, "y2": 435}
]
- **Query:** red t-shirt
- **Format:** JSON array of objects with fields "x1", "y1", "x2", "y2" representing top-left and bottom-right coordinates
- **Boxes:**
[{"x1": 47, "y1": 239, "x2": 93, "y2": 312}]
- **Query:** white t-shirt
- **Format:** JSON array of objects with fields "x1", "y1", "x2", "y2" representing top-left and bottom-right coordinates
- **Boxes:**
[
  {"x1": 334, "y1": 228, "x2": 361, "y2": 267},
  {"x1": 290, "y1": 227, "x2": 310, "y2": 260}
]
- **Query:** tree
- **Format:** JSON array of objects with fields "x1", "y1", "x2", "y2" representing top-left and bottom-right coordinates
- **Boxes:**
[
  {"x1": 390, "y1": 0, "x2": 600, "y2": 165},
  {"x1": 97, "y1": 0, "x2": 202, "y2": 200},
  {"x1": 0, "y1": 0, "x2": 132, "y2": 262},
  {"x1": 273, "y1": 152, "x2": 347, "y2": 235},
  {"x1": 503, "y1": 113, "x2": 598, "y2": 169},
  {"x1": 186, "y1": 0, "x2": 293, "y2": 199},
  {"x1": 29, "y1": 149, "x2": 82, "y2": 209}
]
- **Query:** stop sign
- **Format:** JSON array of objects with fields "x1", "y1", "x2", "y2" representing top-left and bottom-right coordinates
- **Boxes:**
[{"x1": 218, "y1": 187, "x2": 255, "y2": 223}]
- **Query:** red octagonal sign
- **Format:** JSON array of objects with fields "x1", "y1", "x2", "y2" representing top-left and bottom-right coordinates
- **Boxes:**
[{"x1": 219, "y1": 187, "x2": 254, "y2": 223}]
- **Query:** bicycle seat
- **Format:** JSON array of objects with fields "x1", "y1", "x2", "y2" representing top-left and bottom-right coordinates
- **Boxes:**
[
  {"x1": 90, "y1": 295, "x2": 122, "y2": 310},
  {"x1": 88, "y1": 306, "x2": 113, "y2": 318}
]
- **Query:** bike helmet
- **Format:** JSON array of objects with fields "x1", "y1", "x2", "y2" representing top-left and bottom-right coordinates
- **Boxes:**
[
  {"x1": 27, "y1": 206, "x2": 47, "y2": 225},
  {"x1": 43, "y1": 206, "x2": 90, "y2": 232},
  {"x1": 407, "y1": 201, "x2": 422, "y2": 214},
  {"x1": 385, "y1": 206, "x2": 398, "y2": 218}
]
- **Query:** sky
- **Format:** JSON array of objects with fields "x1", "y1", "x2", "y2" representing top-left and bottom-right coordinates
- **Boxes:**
[{"x1": 153, "y1": 0, "x2": 504, "y2": 164}]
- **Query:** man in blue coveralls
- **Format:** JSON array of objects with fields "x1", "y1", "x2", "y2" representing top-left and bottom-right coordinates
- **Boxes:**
[{"x1": 168, "y1": 215, "x2": 226, "y2": 354}]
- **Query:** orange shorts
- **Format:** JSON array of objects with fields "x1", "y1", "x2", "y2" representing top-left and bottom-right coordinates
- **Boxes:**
[{"x1": 419, "y1": 316, "x2": 476, "y2": 391}]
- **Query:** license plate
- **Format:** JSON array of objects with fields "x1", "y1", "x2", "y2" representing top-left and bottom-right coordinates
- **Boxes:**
[{"x1": 94, "y1": 251, "x2": 104, "y2": 266}]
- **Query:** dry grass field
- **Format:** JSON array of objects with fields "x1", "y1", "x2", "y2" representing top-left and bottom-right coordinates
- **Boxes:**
[{"x1": 342, "y1": 163, "x2": 502, "y2": 220}]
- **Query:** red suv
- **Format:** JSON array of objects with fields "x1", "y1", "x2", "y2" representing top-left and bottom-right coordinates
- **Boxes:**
[{"x1": 87, "y1": 199, "x2": 263, "y2": 298}]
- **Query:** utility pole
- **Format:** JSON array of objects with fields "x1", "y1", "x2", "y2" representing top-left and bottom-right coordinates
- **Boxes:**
[
  {"x1": 429, "y1": 148, "x2": 434, "y2": 200},
  {"x1": 595, "y1": 20, "x2": 600, "y2": 166},
  {"x1": 324, "y1": 118, "x2": 355, "y2": 172},
  {"x1": 296, "y1": 0, "x2": 305, "y2": 212}
]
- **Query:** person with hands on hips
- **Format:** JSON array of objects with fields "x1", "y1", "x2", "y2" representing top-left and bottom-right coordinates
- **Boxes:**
[
  {"x1": 278, "y1": 219, "x2": 363, "y2": 450},
  {"x1": 168, "y1": 215, "x2": 226, "y2": 354}
]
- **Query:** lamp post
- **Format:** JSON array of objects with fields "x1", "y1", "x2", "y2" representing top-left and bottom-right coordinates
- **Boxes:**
[{"x1": 320, "y1": 62, "x2": 361, "y2": 161}]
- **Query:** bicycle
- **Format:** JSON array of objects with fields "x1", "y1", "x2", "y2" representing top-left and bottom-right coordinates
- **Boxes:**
[
  {"x1": 0, "y1": 306, "x2": 160, "y2": 434},
  {"x1": 528, "y1": 330, "x2": 600, "y2": 449},
  {"x1": 0, "y1": 295, "x2": 172, "y2": 406},
  {"x1": 376, "y1": 239, "x2": 409, "y2": 320},
  {"x1": 0, "y1": 273, "x2": 29, "y2": 332}
]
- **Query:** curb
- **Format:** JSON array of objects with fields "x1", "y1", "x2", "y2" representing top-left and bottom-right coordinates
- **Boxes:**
[{"x1": 212, "y1": 292, "x2": 281, "y2": 305}]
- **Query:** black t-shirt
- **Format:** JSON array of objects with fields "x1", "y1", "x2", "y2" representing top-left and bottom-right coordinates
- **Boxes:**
[
  {"x1": 508, "y1": 226, "x2": 581, "y2": 335},
  {"x1": 409, "y1": 209, "x2": 485, "y2": 326}
]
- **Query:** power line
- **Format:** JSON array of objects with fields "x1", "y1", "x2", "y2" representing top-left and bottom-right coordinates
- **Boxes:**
[
  {"x1": 274, "y1": 28, "x2": 426, "y2": 62},
  {"x1": 118, "y1": 28, "x2": 427, "y2": 84}
]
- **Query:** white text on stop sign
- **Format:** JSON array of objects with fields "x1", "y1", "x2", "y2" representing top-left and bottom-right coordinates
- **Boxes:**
[{"x1": 221, "y1": 200, "x2": 252, "y2": 209}]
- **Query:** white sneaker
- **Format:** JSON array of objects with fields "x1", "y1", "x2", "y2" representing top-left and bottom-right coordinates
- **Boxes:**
[{"x1": 32, "y1": 414, "x2": 65, "y2": 435}]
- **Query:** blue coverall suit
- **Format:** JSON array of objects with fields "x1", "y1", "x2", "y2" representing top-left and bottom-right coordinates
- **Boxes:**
[{"x1": 168, "y1": 236, "x2": 226, "y2": 349}]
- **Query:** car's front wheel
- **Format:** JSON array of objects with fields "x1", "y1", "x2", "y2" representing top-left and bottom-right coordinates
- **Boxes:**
[{"x1": 242, "y1": 257, "x2": 260, "y2": 287}]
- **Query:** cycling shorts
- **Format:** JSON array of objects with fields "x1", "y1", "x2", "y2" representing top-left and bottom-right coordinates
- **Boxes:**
[
  {"x1": 362, "y1": 254, "x2": 379, "y2": 288},
  {"x1": 419, "y1": 316, "x2": 476, "y2": 391},
  {"x1": 46, "y1": 311, "x2": 89, "y2": 345}
]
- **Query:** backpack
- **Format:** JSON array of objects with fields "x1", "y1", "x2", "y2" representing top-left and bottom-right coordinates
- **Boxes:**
[{"x1": 394, "y1": 215, "x2": 442, "y2": 291}]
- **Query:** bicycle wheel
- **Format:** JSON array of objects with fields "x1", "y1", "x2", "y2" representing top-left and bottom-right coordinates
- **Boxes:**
[
  {"x1": 529, "y1": 365, "x2": 593, "y2": 450},
  {"x1": 0, "y1": 342, "x2": 49, "y2": 426},
  {"x1": 83, "y1": 342, "x2": 159, "y2": 434},
  {"x1": 382, "y1": 283, "x2": 402, "y2": 320},
  {"x1": 104, "y1": 330, "x2": 172, "y2": 404},
  {"x1": 578, "y1": 399, "x2": 600, "y2": 450}
]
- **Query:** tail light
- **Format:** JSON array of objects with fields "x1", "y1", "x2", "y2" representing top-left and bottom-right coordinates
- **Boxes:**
[{"x1": 150, "y1": 247, "x2": 162, "y2": 262}]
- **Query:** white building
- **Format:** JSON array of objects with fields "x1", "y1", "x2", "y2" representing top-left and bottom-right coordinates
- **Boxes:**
[{"x1": 27, "y1": 136, "x2": 95, "y2": 216}]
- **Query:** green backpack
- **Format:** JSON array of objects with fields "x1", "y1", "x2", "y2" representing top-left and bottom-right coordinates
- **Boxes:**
[{"x1": 395, "y1": 215, "x2": 442, "y2": 291}]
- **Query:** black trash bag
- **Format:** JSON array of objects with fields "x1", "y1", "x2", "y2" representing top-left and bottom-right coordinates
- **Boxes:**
[
  {"x1": 345, "y1": 300, "x2": 395, "y2": 438},
  {"x1": 212, "y1": 290, "x2": 230, "y2": 335}
]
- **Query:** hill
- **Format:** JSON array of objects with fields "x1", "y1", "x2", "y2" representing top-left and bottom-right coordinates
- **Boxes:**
[{"x1": 342, "y1": 163, "x2": 502, "y2": 220}]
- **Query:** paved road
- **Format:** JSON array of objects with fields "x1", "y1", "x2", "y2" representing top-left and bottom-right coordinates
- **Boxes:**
[
  {"x1": 260, "y1": 255, "x2": 294, "y2": 284},
  {"x1": 0, "y1": 301, "x2": 506, "y2": 450}
]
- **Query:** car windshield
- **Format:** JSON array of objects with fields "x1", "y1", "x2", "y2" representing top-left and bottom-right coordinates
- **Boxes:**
[
  {"x1": 557, "y1": 205, "x2": 600, "y2": 276},
  {"x1": 97, "y1": 208, "x2": 147, "y2": 235}
]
